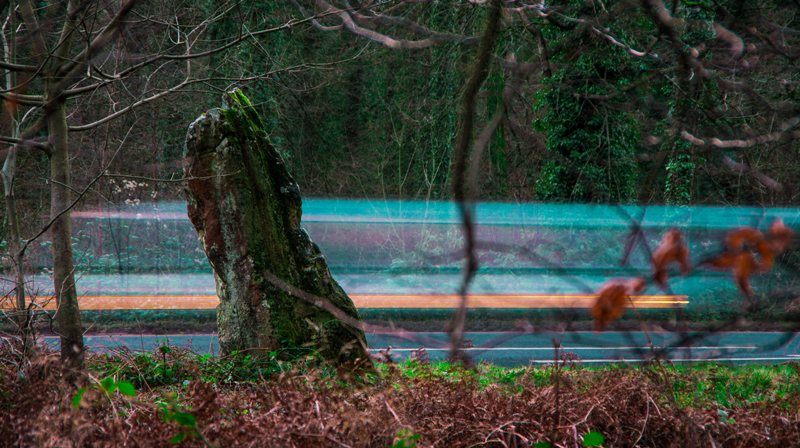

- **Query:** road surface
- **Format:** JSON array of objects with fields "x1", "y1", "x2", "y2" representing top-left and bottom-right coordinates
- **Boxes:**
[{"x1": 32, "y1": 331, "x2": 800, "y2": 366}]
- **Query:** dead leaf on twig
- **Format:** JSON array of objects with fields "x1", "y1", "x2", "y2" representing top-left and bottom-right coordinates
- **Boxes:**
[
  {"x1": 704, "y1": 220, "x2": 794, "y2": 296},
  {"x1": 651, "y1": 229, "x2": 690, "y2": 288},
  {"x1": 768, "y1": 218, "x2": 794, "y2": 253},
  {"x1": 591, "y1": 278, "x2": 646, "y2": 331}
]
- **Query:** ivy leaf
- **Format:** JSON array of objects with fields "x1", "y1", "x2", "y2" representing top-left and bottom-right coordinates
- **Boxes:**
[
  {"x1": 532, "y1": 442, "x2": 553, "y2": 448},
  {"x1": 100, "y1": 377, "x2": 117, "y2": 394},
  {"x1": 582, "y1": 431, "x2": 605, "y2": 447},
  {"x1": 169, "y1": 433, "x2": 187, "y2": 444},
  {"x1": 71, "y1": 387, "x2": 87, "y2": 410},
  {"x1": 117, "y1": 381, "x2": 137, "y2": 397},
  {"x1": 172, "y1": 412, "x2": 197, "y2": 428}
]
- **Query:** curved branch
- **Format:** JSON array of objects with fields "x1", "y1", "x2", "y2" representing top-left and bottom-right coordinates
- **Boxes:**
[
  {"x1": 55, "y1": 0, "x2": 139, "y2": 79},
  {"x1": 18, "y1": 120, "x2": 136, "y2": 259},
  {"x1": 68, "y1": 59, "x2": 339, "y2": 132},
  {"x1": 680, "y1": 115, "x2": 800, "y2": 149},
  {"x1": 62, "y1": 10, "x2": 335, "y2": 98},
  {"x1": 448, "y1": 0, "x2": 503, "y2": 362},
  {"x1": 68, "y1": 78, "x2": 191, "y2": 131},
  {"x1": 316, "y1": 0, "x2": 475, "y2": 50},
  {"x1": 345, "y1": 0, "x2": 477, "y2": 45},
  {"x1": 291, "y1": 0, "x2": 342, "y2": 31},
  {"x1": 0, "y1": 91, "x2": 44, "y2": 106},
  {"x1": 0, "y1": 135, "x2": 48, "y2": 150}
]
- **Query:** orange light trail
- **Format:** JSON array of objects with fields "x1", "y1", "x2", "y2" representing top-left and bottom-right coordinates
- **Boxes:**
[{"x1": 1, "y1": 294, "x2": 689, "y2": 310}]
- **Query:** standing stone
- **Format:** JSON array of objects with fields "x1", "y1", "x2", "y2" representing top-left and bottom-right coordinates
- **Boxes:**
[{"x1": 184, "y1": 89, "x2": 368, "y2": 363}]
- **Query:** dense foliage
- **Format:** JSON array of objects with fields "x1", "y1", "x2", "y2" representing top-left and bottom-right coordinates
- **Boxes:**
[{"x1": 1, "y1": 1, "x2": 799, "y2": 240}]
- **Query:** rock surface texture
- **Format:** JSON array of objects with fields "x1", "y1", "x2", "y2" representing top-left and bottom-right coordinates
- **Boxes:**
[{"x1": 184, "y1": 90, "x2": 368, "y2": 363}]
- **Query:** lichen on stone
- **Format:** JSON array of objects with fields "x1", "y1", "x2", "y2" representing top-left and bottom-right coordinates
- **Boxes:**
[{"x1": 185, "y1": 89, "x2": 368, "y2": 365}]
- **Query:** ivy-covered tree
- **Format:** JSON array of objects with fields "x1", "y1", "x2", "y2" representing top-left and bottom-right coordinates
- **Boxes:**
[{"x1": 531, "y1": 2, "x2": 651, "y2": 202}]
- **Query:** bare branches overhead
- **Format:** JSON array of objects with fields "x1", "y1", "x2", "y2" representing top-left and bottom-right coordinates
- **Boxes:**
[{"x1": 305, "y1": 0, "x2": 477, "y2": 49}]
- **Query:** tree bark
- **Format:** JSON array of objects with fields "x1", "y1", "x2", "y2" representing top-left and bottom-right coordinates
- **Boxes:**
[
  {"x1": 1, "y1": 171, "x2": 24, "y2": 312},
  {"x1": 2, "y1": 1, "x2": 34, "y2": 355},
  {"x1": 185, "y1": 89, "x2": 369, "y2": 364},
  {"x1": 47, "y1": 98, "x2": 84, "y2": 369},
  {"x1": 1, "y1": 148, "x2": 32, "y2": 352},
  {"x1": 42, "y1": 0, "x2": 84, "y2": 370}
]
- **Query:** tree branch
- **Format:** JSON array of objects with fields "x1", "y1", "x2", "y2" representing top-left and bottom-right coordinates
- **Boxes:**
[
  {"x1": 18, "y1": 119, "x2": 137, "y2": 258},
  {"x1": 0, "y1": 135, "x2": 47, "y2": 150},
  {"x1": 315, "y1": 0, "x2": 474, "y2": 50},
  {"x1": 61, "y1": 9, "x2": 337, "y2": 98},
  {"x1": 680, "y1": 115, "x2": 800, "y2": 149},
  {"x1": 68, "y1": 59, "x2": 338, "y2": 132},
  {"x1": 448, "y1": 0, "x2": 503, "y2": 362}
]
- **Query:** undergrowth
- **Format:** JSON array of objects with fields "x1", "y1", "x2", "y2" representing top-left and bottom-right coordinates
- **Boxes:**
[{"x1": 2, "y1": 342, "x2": 799, "y2": 447}]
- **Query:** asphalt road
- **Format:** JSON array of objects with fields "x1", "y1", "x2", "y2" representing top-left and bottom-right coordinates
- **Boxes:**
[{"x1": 34, "y1": 331, "x2": 800, "y2": 366}]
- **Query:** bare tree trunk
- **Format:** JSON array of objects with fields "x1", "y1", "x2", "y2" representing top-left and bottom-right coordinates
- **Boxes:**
[
  {"x1": 1, "y1": 148, "x2": 28, "y2": 318},
  {"x1": 1, "y1": 167, "x2": 23, "y2": 311},
  {"x1": 47, "y1": 98, "x2": 84, "y2": 369},
  {"x1": 44, "y1": 0, "x2": 84, "y2": 370},
  {"x1": 1, "y1": 1, "x2": 34, "y2": 355}
]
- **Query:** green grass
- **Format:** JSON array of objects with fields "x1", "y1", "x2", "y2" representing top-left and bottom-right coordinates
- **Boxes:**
[
  {"x1": 454, "y1": 361, "x2": 798, "y2": 409},
  {"x1": 379, "y1": 359, "x2": 800, "y2": 409},
  {"x1": 668, "y1": 363, "x2": 800, "y2": 409},
  {"x1": 87, "y1": 347, "x2": 290, "y2": 388},
  {"x1": 81, "y1": 345, "x2": 800, "y2": 411}
]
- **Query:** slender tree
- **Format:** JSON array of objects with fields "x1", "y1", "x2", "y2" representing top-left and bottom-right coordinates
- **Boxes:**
[{"x1": 0, "y1": 0, "x2": 326, "y2": 368}]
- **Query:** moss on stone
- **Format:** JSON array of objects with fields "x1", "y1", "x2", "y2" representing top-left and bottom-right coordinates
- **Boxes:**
[{"x1": 185, "y1": 89, "x2": 369, "y2": 365}]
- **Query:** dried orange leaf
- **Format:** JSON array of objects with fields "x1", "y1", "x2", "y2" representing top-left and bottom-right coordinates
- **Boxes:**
[
  {"x1": 725, "y1": 227, "x2": 765, "y2": 250},
  {"x1": 768, "y1": 219, "x2": 794, "y2": 253},
  {"x1": 591, "y1": 278, "x2": 645, "y2": 331},
  {"x1": 707, "y1": 252, "x2": 737, "y2": 269},
  {"x1": 756, "y1": 238, "x2": 774, "y2": 273},
  {"x1": 651, "y1": 229, "x2": 691, "y2": 288},
  {"x1": 704, "y1": 223, "x2": 792, "y2": 296},
  {"x1": 733, "y1": 252, "x2": 757, "y2": 296}
]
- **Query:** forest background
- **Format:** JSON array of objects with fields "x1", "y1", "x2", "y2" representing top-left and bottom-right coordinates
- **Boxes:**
[
  {"x1": 2, "y1": 3, "x2": 800, "y2": 444},
  {"x1": 3, "y1": 0, "x2": 798, "y2": 240}
]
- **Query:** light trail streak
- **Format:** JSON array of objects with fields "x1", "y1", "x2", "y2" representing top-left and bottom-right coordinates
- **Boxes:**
[
  {"x1": 71, "y1": 211, "x2": 187, "y2": 220},
  {"x1": 375, "y1": 345, "x2": 758, "y2": 352},
  {"x1": 524, "y1": 357, "x2": 800, "y2": 364},
  {"x1": 0, "y1": 293, "x2": 689, "y2": 310}
]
